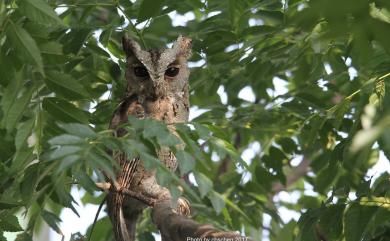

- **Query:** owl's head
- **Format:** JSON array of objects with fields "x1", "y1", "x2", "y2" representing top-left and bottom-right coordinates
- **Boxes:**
[{"x1": 122, "y1": 36, "x2": 192, "y2": 101}]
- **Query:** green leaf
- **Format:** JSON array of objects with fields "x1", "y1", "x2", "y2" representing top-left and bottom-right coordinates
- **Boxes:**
[
  {"x1": 137, "y1": 0, "x2": 166, "y2": 22},
  {"x1": 193, "y1": 123, "x2": 210, "y2": 139},
  {"x1": 273, "y1": 221, "x2": 296, "y2": 241},
  {"x1": 19, "y1": 0, "x2": 64, "y2": 26},
  {"x1": 9, "y1": 148, "x2": 34, "y2": 175},
  {"x1": 6, "y1": 20, "x2": 44, "y2": 75},
  {"x1": 15, "y1": 233, "x2": 33, "y2": 241},
  {"x1": 344, "y1": 204, "x2": 377, "y2": 241},
  {"x1": 142, "y1": 125, "x2": 160, "y2": 140},
  {"x1": 99, "y1": 29, "x2": 112, "y2": 47},
  {"x1": 0, "y1": 213, "x2": 23, "y2": 232},
  {"x1": 194, "y1": 172, "x2": 213, "y2": 198},
  {"x1": 319, "y1": 204, "x2": 345, "y2": 240},
  {"x1": 87, "y1": 148, "x2": 115, "y2": 178},
  {"x1": 0, "y1": 200, "x2": 23, "y2": 210},
  {"x1": 139, "y1": 232, "x2": 155, "y2": 241},
  {"x1": 169, "y1": 184, "x2": 181, "y2": 203},
  {"x1": 332, "y1": 99, "x2": 351, "y2": 128},
  {"x1": 314, "y1": 161, "x2": 341, "y2": 194},
  {"x1": 208, "y1": 191, "x2": 225, "y2": 214},
  {"x1": 296, "y1": 210, "x2": 321, "y2": 241},
  {"x1": 1, "y1": 87, "x2": 34, "y2": 131},
  {"x1": 57, "y1": 154, "x2": 80, "y2": 171},
  {"x1": 53, "y1": 177, "x2": 80, "y2": 217},
  {"x1": 15, "y1": 118, "x2": 35, "y2": 150},
  {"x1": 20, "y1": 164, "x2": 39, "y2": 200},
  {"x1": 48, "y1": 134, "x2": 84, "y2": 145},
  {"x1": 48, "y1": 145, "x2": 82, "y2": 160},
  {"x1": 45, "y1": 71, "x2": 90, "y2": 100},
  {"x1": 176, "y1": 150, "x2": 195, "y2": 175},
  {"x1": 1, "y1": 71, "x2": 22, "y2": 122},
  {"x1": 276, "y1": 137, "x2": 297, "y2": 154},
  {"x1": 210, "y1": 137, "x2": 247, "y2": 169},
  {"x1": 63, "y1": 28, "x2": 91, "y2": 55},
  {"x1": 42, "y1": 97, "x2": 89, "y2": 123},
  {"x1": 57, "y1": 123, "x2": 97, "y2": 139},
  {"x1": 85, "y1": 217, "x2": 111, "y2": 241},
  {"x1": 41, "y1": 210, "x2": 63, "y2": 235},
  {"x1": 74, "y1": 171, "x2": 98, "y2": 194},
  {"x1": 156, "y1": 166, "x2": 173, "y2": 187}
]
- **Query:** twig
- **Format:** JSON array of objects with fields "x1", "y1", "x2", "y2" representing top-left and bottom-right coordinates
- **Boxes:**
[
  {"x1": 116, "y1": 5, "x2": 148, "y2": 49},
  {"x1": 87, "y1": 196, "x2": 107, "y2": 241}
]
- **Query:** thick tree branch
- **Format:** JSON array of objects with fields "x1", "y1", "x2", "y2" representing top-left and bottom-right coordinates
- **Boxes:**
[
  {"x1": 152, "y1": 200, "x2": 252, "y2": 241},
  {"x1": 96, "y1": 182, "x2": 252, "y2": 241}
]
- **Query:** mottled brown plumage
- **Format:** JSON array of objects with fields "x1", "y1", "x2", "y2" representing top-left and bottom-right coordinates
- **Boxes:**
[{"x1": 107, "y1": 36, "x2": 192, "y2": 241}]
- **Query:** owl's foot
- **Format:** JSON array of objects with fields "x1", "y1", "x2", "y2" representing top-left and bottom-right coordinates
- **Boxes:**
[
  {"x1": 96, "y1": 182, "x2": 157, "y2": 206},
  {"x1": 175, "y1": 197, "x2": 190, "y2": 216}
]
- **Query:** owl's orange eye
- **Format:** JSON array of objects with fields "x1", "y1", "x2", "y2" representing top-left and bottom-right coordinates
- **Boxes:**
[
  {"x1": 165, "y1": 67, "x2": 179, "y2": 77},
  {"x1": 134, "y1": 66, "x2": 149, "y2": 78}
]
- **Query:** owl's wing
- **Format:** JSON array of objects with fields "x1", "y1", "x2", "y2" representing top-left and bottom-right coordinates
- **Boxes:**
[{"x1": 107, "y1": 94, "x2": 144, "y2": 241}]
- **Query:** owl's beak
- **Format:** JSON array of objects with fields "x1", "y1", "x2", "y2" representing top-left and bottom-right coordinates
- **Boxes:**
[{"x1": 148, "y1": 76, "x2": 165, "y2": 100}]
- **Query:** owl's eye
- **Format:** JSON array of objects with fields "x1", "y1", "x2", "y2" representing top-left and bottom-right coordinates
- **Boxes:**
[
  {"x1": 134, "y1": 66, "x2": 149, "y2": 78},
  {"x1": 165, "y1": 67, "x2": 179, "y2": 77}
]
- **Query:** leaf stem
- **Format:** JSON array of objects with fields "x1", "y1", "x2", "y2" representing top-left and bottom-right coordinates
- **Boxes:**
[
  {"x1": 378, "y1": 72, "x2": 390, "y2": 80},
  {"x1": 116, "y1": 5, "x2": 148, "y2": 49}
]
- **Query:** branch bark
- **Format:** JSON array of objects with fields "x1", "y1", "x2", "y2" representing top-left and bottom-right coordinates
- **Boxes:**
[{"x1": 152, "y1": 200, "x2": 252, "y2": 241}]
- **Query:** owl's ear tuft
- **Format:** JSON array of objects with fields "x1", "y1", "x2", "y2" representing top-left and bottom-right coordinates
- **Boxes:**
[
  {"x1": 122, "y1": 36, "x2": 142, "y2": 58},
  {"x1": 172, "y1": 36, "x2": 192, "y2": 59}
]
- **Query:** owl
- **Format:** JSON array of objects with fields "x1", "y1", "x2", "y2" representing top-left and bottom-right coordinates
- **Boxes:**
[{"x1": 106, "y1": 36, "x2": 192, "y2": 241}]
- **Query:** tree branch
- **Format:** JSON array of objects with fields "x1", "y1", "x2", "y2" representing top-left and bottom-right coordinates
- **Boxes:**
[
  {"x1": 96, "y1": 182, "x2": 252, "y2": 241},
  {"x1": 271, "y1": 156, "x2": 311, "y2": 194},
  {"x1": 152, "y1": 200, "x2": 253, "y2": 241}
]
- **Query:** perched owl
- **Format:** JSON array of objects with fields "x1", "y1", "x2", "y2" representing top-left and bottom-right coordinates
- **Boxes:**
[{"x1": 107, "y1": 36, "x2": 192, "y2": 241}]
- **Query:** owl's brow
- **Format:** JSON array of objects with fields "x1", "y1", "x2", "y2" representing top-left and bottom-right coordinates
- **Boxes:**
[
  {"x1": 168, "y1": 60, "x2": 180, "y2": 66},
  {"x1": 132, "y1": 63, "x2": 146, "y2": 67}
]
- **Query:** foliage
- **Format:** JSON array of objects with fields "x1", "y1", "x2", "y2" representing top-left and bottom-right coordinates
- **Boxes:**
[{"x1": 0, "y1": 0, "x2": 390, "y2": 240}]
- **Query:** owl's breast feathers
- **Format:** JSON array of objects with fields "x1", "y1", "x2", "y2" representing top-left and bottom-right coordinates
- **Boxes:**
[
  {"x1": 110, "y1": 94, "x2": 144, "y2": 131},
  {"x1": 107, "y1": 93, "x2": 188, "y2": 241},
  {"x1": 107, "y1": 94, "x2": 145, "y2": 241}
]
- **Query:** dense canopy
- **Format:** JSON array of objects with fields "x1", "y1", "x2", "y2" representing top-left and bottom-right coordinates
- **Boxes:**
[{"x1": 0, "y1": 0, "x2": 390, "y2": 240}]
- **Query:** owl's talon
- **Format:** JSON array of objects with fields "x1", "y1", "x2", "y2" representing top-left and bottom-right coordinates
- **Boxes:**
[{"x1": 175, "y1": 197, "x2": 191, "y2": 216}]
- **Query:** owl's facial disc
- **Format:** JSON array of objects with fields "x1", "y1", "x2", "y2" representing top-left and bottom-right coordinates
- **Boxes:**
[{"x1": 123, "y1": 35, "x2": 191, "y2": 99}]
